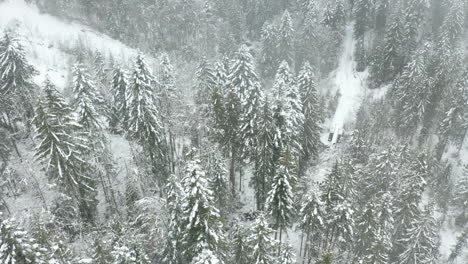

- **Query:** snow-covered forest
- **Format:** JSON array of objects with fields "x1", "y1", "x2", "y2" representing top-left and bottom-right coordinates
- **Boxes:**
[{"x1": 0, "y1": 0, "x2": 468, "y2": 263}]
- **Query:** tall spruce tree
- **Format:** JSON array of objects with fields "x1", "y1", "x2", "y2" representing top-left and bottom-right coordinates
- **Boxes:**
[
  {"x1": 180, "y1": 158, "x2": 224, "y2": 262},
  {"x1": 277, "y1": 10, "x2": 294, "y2": 66},
  {"x1": 297, "y1": 61, "x2": 320, "y2": 175},
  {"x1": 127, "y1": 55, "x2": 168, "y2": 185},
  {"x1": 0, "y1": 33, "x2": 36, "y2": 118},
  {"x1": 253, "y1": 98, "x2": 277, "y2": 210},
  {"x1": 33, "y1": 80, "x2": 97, "y2": 222},
  {"x1": 248, "y1": 213, "x2": 277, "y2": 264},
  {"x1": 110, "y1": 65, "x2": 128, "y2": 132},
  {"x1": 71, "y1": 62, "x2": 104, "y2": 131}
]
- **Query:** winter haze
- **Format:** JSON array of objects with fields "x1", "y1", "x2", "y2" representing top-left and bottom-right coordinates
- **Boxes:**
[{"x1": 0, "y1": 0, "x2": 467, "y2": 263}]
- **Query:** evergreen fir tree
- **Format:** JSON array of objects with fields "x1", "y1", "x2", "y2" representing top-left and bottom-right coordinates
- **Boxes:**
[
  {"x1": 71, "y1": 62, "x2": 105, "y2": 130},
  {"x1": 266, "y1": 150, "x2": 296, "y2": 246},
  {"x1": 397, "y1": 207, "x2": 440, "y2": 264},
  {"x1": 162, "y1": 175, "x2": 184, "y2": 264},
  {"x1": 248, "y1": 213, "x2": 277, "y2": 264},
  {"x1": 277, "y1": 10, "x2": 294, "y2": 66},
  {"x1": 452, "y1": 165, "x2": 468, "y2": 220},
  {"x1": 402, "y1": 0, "x2": 428, "y2": 58},
  {"x1": 191, "y1": 249, "x2": 221, "y2": 264},
  {"x1": 299, "y1": 188, "x2": 325, "y2": 261},
  {"x1": 33, "y1": 80, "x2": 97, "y2": 222},
  {"x1": 354, "y1": 0, "x2": 373, "y2": 39},
  {"x1": 253, "y1": 98, "x2": 276, "y2": 210},
  {"x1": 0, "y1": 33, "x2": 36, "y2": 117},
  {"x1": 260, "y1": 22, "x2": 278, "y2": 77},
  {"x1": 297, "y1": 61, "x2": 320, "y2": 175},
  {"x1": 112, "y1": 243, "x2": 150, "y2": 264},
  {"x1": 230, "y1": 45, "x2": 263, "y2": 158},
  {"x1": 0, "y1": 216, "x2": 49, "y2": 264},
  {"x1": 91, "y1": 235, "x2": 113, "y2": 264},
  {"x1": 195, "y1": 56, "x2": 216, "y2": 116},
  {"x1": 180, "y1": 158, "x2": 224, "y2": 262},
  {"x1": 229, "y1": 224, "x2": 250, "y2": 264},
  {"x1": 371, "y1": 14, "x2": 405, "y2": 86},
  {"x1": 110, "y1": 65, "x2": 128, "y2": 132},
  {"x1": 127, "y1": 55, "x2": 168, "y2": 185},
  {"x1": 207, "y1": 152, "x2": 231, "y2": 215}
]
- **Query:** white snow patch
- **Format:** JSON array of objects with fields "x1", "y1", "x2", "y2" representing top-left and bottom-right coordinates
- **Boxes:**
[{"x1": 330, "y1": 23, "x2": 368, "y2": 144}]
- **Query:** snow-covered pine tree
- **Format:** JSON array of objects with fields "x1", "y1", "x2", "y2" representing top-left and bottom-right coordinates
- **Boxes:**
[
  {"x1": 297, "y1": 61, "x2": 320, "y2": 175},
  {"x1": 265, "y1": 150, "x2": 296, "y2": 247},
  {"x1": 452, "y1": 165, "x2": 468, "y2": 221},
  {"x1": 180, "y1": 158, "x2": 224, "y2": 262},
  {"x1": 112, "y1": 243, "x2": 150, "y2": 264},
  {"x1": 371, "y1": 14, "x2": 404, "y2": 86},
  {"x1": 91, "y1": 234, "x2": 113, "y2": 264},
  {"x1": 272, "y1": 61, "x2": 303, "y2": 164},
  {"x1": 127, "y1": 55, "x2": 169, "y2": 185},
  {"x1": 392, "y1": 172, "x2": 427, "y2": 261},
  {"x1": 195, "y1": 56, "x2": 217, "y2": 117},
  {"x1": 375, "y1": 0, "x2": 390, "y2": 33},
  {"x1": 210, "y1": 65, "x2": 226, "y2": 142},
  {"x1": 110, "y1": 65, "x2": 128, "y2": 133},
  {"x1": 158, "y1": 53, "x2": 177, "y2": 173},
  {"x1": 33, "y1": 80, "x2": 97, "y2": 222},
  {"x1": 260, "y1": 22, "x2": 278, "y2": 77},
  {"x1": 321, "y1": 1, "x2": 345, "y2": 30},
  {"x1": 277, "y1": 10, "x2": 294, "y2": 66},
  {"x1": 0, "y1": 216, "x2": 49, "y2": 264},
  {"x1": 354, "y1": 201, "x2": 379, "y2": 259},
  {"x1": 229, "y1": 224, "x2": 250, "y2": 264},
  {"x1": 354, "y1": 0, "x2": 373, "y2": 39},
  {"x1": 248, "y1": 213, "x2": 277, "y2": 264},
  {"x1": 401, "y1": 0, "x2": 428, "y2": 60},
  {"x1": 71, "y1": 62, "x2": 105, "y2": 131},
  {"x1": 279, "y1": 244, "x2": 296, "y2": 264},
  {"x1": 230, "y1": 45, "x2": 263, "y2": 158},
  {"x1": 253, "y1": 98, "x2": 276, "y2": 210},
  {"x1": 0, "y1": 33, "x2": 36, "y2": 118},
  {"x1": 392, "y1": 46, "x2": 431, "y2": 137},
  {"x1": 191, "y1": 249, "x2": 221, "y2": 264},
  {"x1": 162, "y1": 174, "x2": 184, "y2": 264},
  {"x1": 299, "y1": 188, "x2": 325, "y2": 261},
  {"x1": 396, "y1": 206, "x2": 440, "y2": 264},
  {"x1": 207, "y1": 152, "x2": 231, "y2": 216}
]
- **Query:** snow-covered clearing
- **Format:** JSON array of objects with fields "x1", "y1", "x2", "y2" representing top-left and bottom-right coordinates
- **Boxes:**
[
  {"x1": 330, "y1": 23, "x2": 368, "y2": 144},
  {"x1": 0, "y1": 0, "x2": 141, "y2": 88}
]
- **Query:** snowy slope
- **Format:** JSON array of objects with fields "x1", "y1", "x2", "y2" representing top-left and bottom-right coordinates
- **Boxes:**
[
  {"x1": 330, "y1": 23, "x2": 368, "y2": 144},
  {"x1": 0, "y1": 0, "x2": 141, "y2": 88}
]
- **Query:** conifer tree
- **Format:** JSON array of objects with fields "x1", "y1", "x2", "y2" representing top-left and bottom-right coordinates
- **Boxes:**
[
  {"x1": 71, "y1": 62, "x2": 105, "y2": 131},
  {"x1": 207, "y1": 152, "x2": 231, "y2": 215},
  {"x1": 253, "y1": 98, "x2": 276, "y2": 210},
  {"x1": 231, "y1": 45, "x2": 263, "y2": 158},
  {"x1": 229, "y1": 224, "x2": 250, "y2": 264},
  {"x1": 297, "y1": 61, "x2": 320, "y2": 175},
  {"x1": 34, "y1": 80, "x2": 97, "y2": 222},
  {"x1": 452, "y1": 165, "x2": 468, "y2": 220},
  {"x1": 299, "y1": 189, "x2": 325, "y2": 261},
  {"x1": 266, "y1": 150, "x2": 296, "y2": 246},
  {"x1": 392, "y1": 46, "x2": 431, "y2": 137},
  {"x1": 195, "y1": 56, "x2": 216, "y2": 116},
  {"x1": 112, "y1": 243, "x2": 150, "y2": 264},
  {"x1": 180, "y1": 158, "x2": 224, "y2": 262},
  {"x1": 0, "y1": 216, "x2": 49, "y2": 264},
  {"x1": 260, "y1": 23, "x2": 278, "y2": 77},
  {"x1": 110, "y1": 66, "x2": 128, "y2": 132},
  {"x1": 248, "y1": 214, "x2": 277, "y2": 264},
  {"x1": 396, "y1": 207, "x2": 440, "y2": 264},
  {"x1": 371, "y1": 14, "x2": 405, "y2": 86},
  {"x1": 162, "y1": 175, "x2": 184, "y2": 264},
  {"x1": 354, "y1": 0, "x2": 372, "y2": 39},
  {"x1": 277, "y1": 10, "x2": 294, "y2": 66},
  {"x1": 402, "y1": 0, "x2": 428, "y2": 58},
  {"x1": 272, "y1": 61, "x2": 304, "y2": 163},
  {"x1": 0, "y1": 33, "x2": 36, "y2": 118},
  {"x1": 127, "y1": 55, "x2": 168, "y2": 185}
]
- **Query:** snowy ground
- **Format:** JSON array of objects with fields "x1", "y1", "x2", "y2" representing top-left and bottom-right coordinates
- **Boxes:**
[{"x1": 0, "y1": 0, "x2": 143, "y2": 89}]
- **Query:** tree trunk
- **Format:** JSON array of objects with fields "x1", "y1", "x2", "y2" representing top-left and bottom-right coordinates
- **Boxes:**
[{"x1": 229, "y1": 146, "x2": 236, "y2": 194}]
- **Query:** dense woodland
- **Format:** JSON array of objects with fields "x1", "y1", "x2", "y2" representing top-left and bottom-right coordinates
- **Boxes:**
[{"x1": 1, "y1": 0, "x2": 468, "y2": 263}]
